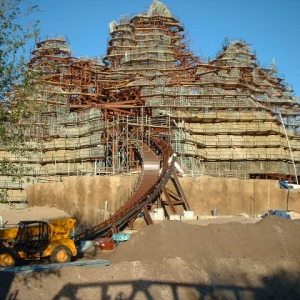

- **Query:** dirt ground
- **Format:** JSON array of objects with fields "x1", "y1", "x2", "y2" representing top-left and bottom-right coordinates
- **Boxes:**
[{"x1": 1, "y1": 206, "x2": 300, "y2": 300}]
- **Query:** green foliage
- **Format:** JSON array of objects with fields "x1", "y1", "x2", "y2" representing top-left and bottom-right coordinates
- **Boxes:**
[
  {"x1": 0, "y1": 0, "x2": 40, "y2": 102},
  {"x1": 0, "y1": 0, "x2": 41, "y2": 203},
  {"x1": 0, "y1": 190, "x2": 8, "y2": 203},
  {"x1": 0, "y1": 0, "x2": 41, "y2": 125},
  {"x1": 0, "y1": 160, "x2": 32, "y2": 203},
  {"x1": 0, "y1": 160, "x2": 31, "y2": 180}
]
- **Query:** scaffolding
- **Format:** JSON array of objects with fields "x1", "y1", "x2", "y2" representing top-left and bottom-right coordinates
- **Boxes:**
[{"x1": 1, "y1": 0, "x2": 300, "y2": 202}]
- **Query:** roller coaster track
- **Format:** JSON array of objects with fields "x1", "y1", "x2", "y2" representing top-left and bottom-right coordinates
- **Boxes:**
[{"x1": 73, "y1": 136, "x2": 175, "y2": 244}]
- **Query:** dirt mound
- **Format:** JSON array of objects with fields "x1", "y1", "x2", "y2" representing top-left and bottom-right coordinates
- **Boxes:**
[
  {"x1": 108, "y1": 217, "x2": 300, "y2": 263},
  {"x1": 0, "y1": 206, "x2": 70, "y2": 226},
  {"x1": 1, "y1": 216, "x2": 300, "y2": 299}
]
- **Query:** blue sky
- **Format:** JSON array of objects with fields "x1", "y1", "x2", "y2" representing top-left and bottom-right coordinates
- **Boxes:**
[{"x1": 25, "y1": 0, "x2": 300, "y2": 95}]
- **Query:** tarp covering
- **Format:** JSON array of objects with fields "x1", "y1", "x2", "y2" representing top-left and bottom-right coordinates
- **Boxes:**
[
  {"x1": 262, "y1": 210, "x2": 291, "y2": 219},
  {"x1": 279, "y1": 180, "x2": 293, "y2": 189}
]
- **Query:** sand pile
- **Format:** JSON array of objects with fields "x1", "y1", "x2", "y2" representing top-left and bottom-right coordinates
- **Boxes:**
[
  {"x1": 1, "y1": 215, "x2": 300, "y2": 299},
  {"x1": 108, "y1": 217, "x2": 300, "y2": 263},
  {"x1": 0, "y1": 206, "x2": 70, "y2": 226}
]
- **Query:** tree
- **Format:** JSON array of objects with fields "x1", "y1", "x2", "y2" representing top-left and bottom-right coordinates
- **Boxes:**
[
  {"x1": 0, "y1": 0, "x2": 40, "y2": 99},
  {"x1": 0, "y1": 0, "x2": 40, "y2": 202}
]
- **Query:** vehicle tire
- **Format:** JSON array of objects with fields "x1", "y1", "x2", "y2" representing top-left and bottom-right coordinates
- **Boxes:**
[
  {"x1": 50, "y1": 245, "x2": 72, "y2": 264},
  {"x1": 0, "y1": 248, "x2": 17, "y2": 267}
]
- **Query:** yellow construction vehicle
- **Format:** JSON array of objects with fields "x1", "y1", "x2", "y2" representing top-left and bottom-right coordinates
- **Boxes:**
[{"x1": 0, "y1": 218, "x2": 77, "y2": 267}]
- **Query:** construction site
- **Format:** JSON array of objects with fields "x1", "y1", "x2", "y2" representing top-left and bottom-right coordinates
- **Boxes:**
[
  {"x1": 1, "y1": 0, "x2": 300, "y2": 212},
  {"x1": 1, "y1": 2, "x2": 300, "y2": 299}
]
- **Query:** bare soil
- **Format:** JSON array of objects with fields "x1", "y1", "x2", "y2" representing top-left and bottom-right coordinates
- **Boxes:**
[
  {"x1": 0, "y1": 205, "x2": 70, "y2": 226},
  {"x1": 1, "y1": 207, "x2": 300, "y2": 300}
]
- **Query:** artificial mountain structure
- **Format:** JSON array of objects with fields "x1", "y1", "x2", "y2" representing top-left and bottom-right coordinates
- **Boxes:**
[{"x1": 1, "y1": 0, "x2": 300, "y2": 205}]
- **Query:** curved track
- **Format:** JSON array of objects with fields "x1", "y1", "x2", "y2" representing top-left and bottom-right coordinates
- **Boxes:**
[{"x1": 74, "y1": 136, "x2": 174, "y2": 244}]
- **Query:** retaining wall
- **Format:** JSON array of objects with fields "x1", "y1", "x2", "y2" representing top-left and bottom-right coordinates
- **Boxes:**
[{"x1": 26, "y1": 175, "x2": 300, "y2": 226}]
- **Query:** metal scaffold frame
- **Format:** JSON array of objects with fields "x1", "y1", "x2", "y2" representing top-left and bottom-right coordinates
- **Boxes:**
[{"x1": 1, "y1": 0, "x2": 300, "y2": 203}]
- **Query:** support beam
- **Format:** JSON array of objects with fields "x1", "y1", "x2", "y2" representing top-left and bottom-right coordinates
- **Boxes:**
[
  {"x1": 162, "y1": 186, "x2": 176, "y2": 214},
  {"x1": 143, "y1": 204, "x2": 154, "y2": 225},
  {"x1": 158, "y1": 169, "x2": 190, "y2": 218},
  {"x1": 171, "y1": 171, "x2": 190, "y2": 211}
]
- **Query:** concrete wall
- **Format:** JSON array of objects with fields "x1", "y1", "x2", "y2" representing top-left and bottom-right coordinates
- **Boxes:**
[
  {"x1": 26, "y1": 175, "x2": 138, "y2": 226},
  {"x1": 178, "y1": 176, "x2": 300, "y2": 216},
  {"x1": 26, "y1": 175, "x2": 300, "y2": 226}
]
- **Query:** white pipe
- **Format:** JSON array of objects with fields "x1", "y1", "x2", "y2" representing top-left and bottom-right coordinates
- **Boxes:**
[
  {"x1": 279, "y1": 113, "x2": 298, "y2": 185},
  {"x1": 174, "y1": 161, "x2": 185, "y2": 174},
  {"x1": 168, "y1": 153, "x2": 177, "y2": 165}
]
